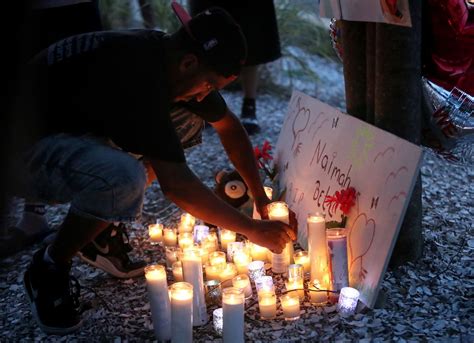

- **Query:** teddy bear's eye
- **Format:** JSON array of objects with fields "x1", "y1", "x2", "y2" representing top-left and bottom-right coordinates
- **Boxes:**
[{"x1": 224, "y1": 181, "x2": 246, "y2": 199}]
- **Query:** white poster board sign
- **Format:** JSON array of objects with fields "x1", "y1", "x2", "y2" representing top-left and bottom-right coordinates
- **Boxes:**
[
  {"x1": 320, "y1": 0, "x2": 412, "y2": 27},
  {"x1": 275, "y1": 91, "x2": 423, "y2": 307}
]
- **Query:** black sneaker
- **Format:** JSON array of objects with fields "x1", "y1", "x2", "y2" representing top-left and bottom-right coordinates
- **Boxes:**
[
  {"x1": 241, "y1": 98, "x2": 261, "y2": 135},
  {"x1": 23, "y1": 248, "x2": 82, "y2": 335},
  {"x1": 78, "y1": 223, "x2": 146, "y2": 278}
]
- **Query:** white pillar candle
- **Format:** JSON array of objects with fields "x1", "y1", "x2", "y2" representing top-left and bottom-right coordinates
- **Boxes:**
[
  {"x1": 145, "y1": 265, "x2": 171, "y2": 341},
  {"x1": 181, "y1": 248, "x2": 208, "y2": 326},
  {"x1": 220, "y1": 229, "x2": 236, "y2": 251},
  {"x1": 285, "y1": 277, "x2": 305, "y2": 300},
  {"x1": 293, "y1": 251, "x2": 310, "y2": 275},
  {"x1": 252, "y1": 186, "x2": 273, "y2": 219},
  {"x1": 267, "y1": 202, "x2": 292, "y2": 273},
  {"x1": 232, "y1": 274, "x2": 252, "y2": 298},
  {"x1": 178, "y1": 232, "x2": 194, "y2": 250},
  {"x1": 169, "y1": 282, "x2": 193, "y2": 343},
  {"x1": 219, "y1": 263, "x2": 238, "y2": 282},
  {"x1": 165, "y1": 246, "x2": 181, "y2": 270},
  {"x1": 255, "y1": 275, "x2": 274, "y2": 294},
  {"x1": 163, "y1": 228, "x2": 178, "y2": 247},
  {"x1": 148, "y1": 223, "x2": 163, "y2": 245},
  {"x1": 308, "y1": 280, "x2": 328, "y2": 304},
  {"x1": 222, "y1": 287, "x2": 245, "y2": 343},
  {"x1": 193, "y1": 225, "x2": 210, "y2": 244},
  {"x1": 337, "y1": 287, "x2": 360, "y2": 316},
  {"x1": 326, "y1": 228, "x2": 349, "y2": 294},
  {"x1": 213, "y1": 308, "x2": 223, "y2": 336},
  {"x1": 233, "y1": 250, "x2": 252, "y2": 275},
  {"x1": 247, "y1": 260, "x2": 266, "y2": 282},
  {"x1": 280, "y1": 293, "x2": 301, "y2": 321},
  {"x1": 172, "y1": 261, "x2": 183, "y2": 282},
  {"x1": 249, "y1": 242, "x2": 269, "y2": 262},
  {"x1": 307, "y1": 213, "x2": 329, "y2": 284},
  {"x1": 258, "y1": 291, "x2": 277, "y2": 319}
]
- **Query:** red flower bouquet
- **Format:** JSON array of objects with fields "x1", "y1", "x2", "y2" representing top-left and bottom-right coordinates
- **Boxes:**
[
  {"x1": 254, "y1": 140, "x2": 277, "y2": 182},
  {"x1": 324, "y1": 186, "x2": 357, "y2": 228}
]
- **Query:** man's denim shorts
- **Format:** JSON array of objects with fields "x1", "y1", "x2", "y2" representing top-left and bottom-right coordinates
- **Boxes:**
[{"x1": 17, "y1": 133, "x2": 147, "y2": 223}]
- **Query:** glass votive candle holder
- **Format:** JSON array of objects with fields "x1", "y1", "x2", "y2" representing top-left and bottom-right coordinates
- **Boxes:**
[
  {"x1": 280, "y1": 293, "x2": 301, "y2": 321},
  {"x1": 209, "y1": 251, "x2": 227, "y2": 269},
  {"x1": 205, "y1": 263, "x2": 225, "y2": 281},
  {"x1": 172, "y1": 261, "x2": 183, "y2": 282},
  {"x1": 337, "y1": 287, "x2": 360, "y2": 316},
  {"x1": 202, "y1": 232, "x2": 218, "y2": 253},
  {"x1": 233, "y1": 250, "x2": 252, "y2": 275},
  {"x1": 227, "y1": 241, "x2": 244, "y2": 262},
  {"x1": 248, "y1": 260, "x2": 266, "y2": 281},
  {"x1": 148, "y1": 223, "x2": 163, "y2": 245},
  {"x1": 178, "y1": 232, "x2": 194, "y2": 250},
  {"x1": 219, "y1": 263, "x2": 238, "y2": 282},
  {"x1": 255, "y1": 275, "x2": 275, "y2": 294},
  {"x1": 205, "y1": 279, "x2": 222, "y2": 306},
  {"x1": 179, "y1": 213, "x2": 195, "y2": 233},
  {"x1": 232, "y1": 274, "x2": 252, "y2": 299},
  {"x1": 288, "y1": 264, "x2": 304, "y2": 280},
  {"x1": 165, "y1": 246, "x2": 182, "y2": 270},
  {"x1": 258, "y1": 291, "x2": 277, "y2": 320},
  {"x1": 293, "y1": 251, "x2": 310, "y2": 275},
  {"x1": 285, "y1": 277, "x2": 304, "y2": 300},
  {"x1": 163, "y1": 228, "x2": 177, "y2": 247},
  {"x1": 193, "y1": 225, "x2": 209, "y2": 243},
  {"x1": 213, "y1": 308, "x2": 223, "y2": 336},
  {"x1": 220, "y1": 228, "x2": 236, "y2": 251},
  {"x1": 249, "y1": 242, "x2": 268, "y2": 262}
]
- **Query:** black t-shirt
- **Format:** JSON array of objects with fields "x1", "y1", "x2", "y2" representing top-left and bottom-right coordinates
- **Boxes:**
[{"x1": 31, "y1": 29, "x2": 227, "y2": 162}]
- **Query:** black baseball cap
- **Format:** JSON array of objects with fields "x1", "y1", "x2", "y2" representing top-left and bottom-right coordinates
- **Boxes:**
[{"x1": 171, "y1": 1, "x2": 247, "y2": 77}]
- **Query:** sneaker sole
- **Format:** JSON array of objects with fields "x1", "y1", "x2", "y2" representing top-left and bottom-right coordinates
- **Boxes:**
[
  {"x1": 78, "y1": 252, "x2": 144, "y2": 279},
  {"x1": 23, "y1": 270, "x2": 83, "y2": 335}
]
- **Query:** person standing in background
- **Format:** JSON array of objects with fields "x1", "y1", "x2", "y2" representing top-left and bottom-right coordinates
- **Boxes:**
[{"x1": 188, "y1": 0, "x2": 282, "y2": 135}]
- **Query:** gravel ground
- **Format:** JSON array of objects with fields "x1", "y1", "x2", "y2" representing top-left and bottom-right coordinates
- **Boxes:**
[{"x1": 1, "y1": 56, "x2": 473, "y2": 342}]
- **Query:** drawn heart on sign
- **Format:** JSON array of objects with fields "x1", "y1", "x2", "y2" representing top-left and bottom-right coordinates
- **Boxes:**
[
  {"x1": 348, "y1": 213, "x2": 376, "y2": 276},
  {"x1": 291, "y1": 98, "x2": 310, "y2": 150}
]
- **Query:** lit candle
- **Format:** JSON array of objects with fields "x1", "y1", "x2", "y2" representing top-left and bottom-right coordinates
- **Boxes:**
[
  {"x1": 232, "y1": 274, "x2": 252, "y2": 298},
  {"x1": 193, "y1": 225, "x2": 209, "y2": 244},
  {"x1": 307, "y1": 213, "x2": 329, "y2": 285},
  {"x1": 172, "y1": 261, "x2": 183, "y2": 282},
  {"x1": 169, "y1": 282, "x2": 193, "y2": 343},
  {"x1": 308, "y1": 279, "x2": 328, "y2": 304},
  {"x1": 247, "y1": 260, "x2": 266, "y2": 282},
  {"x1": 249, "y1": 242, "x2": 269, "y2": 262},
  {"x1": 326, "y1": 228, "x2": 349, "y2": 294},
  {"x1": 258, "y1": 291, "x2": 277, "y2": 320},
  {"x1": 198, "y1": 245, "x2": 209, "y2": 265},
  {"x1": 220, "y1": 263, "x2": 238, "y2": 282},
  {"x1": 267, "y1": 202, "x2": 292, "y2": 273},
  {"x1": 293, "y1": 251, "x2": 310, "y2": 275},
  {"x1": 163, "y1": 228, "x2": 177, "y2": 247},
  {"x1": 178, "y1": 232, "x2": 194, "y2": 250},
  {"x1": 165, "y1": 246, "x2": 181, "y2": 270},
  {"x1": 280, "y1": 293, "x2": 300, "y2": 321},
  {"x1": 209, "y1": 251, "x2": 227, "y2": 269},
  {"x1": 233, "y1": 250, "x2": 252, "y2": 275},
  {"x1": 220, "y1": 229, "x2": 236, "y2": 251},
  {"x1": 252, "y1": 186, "x2": 273, "y2": 219},
  {"x1": 202, "y1": 232, "x2": 218, "y2": 253},
  {"x1": 227, "y1": 241, "x2": 244, "y2": 262},
  {"x1": 148, "y1": 223, "x2": 163, "y2": 245},
  {"x1": 285, "y1": 277, "x2": 304, "y2": 300},
  {"x1": 337, "y1": 287, "x2": 360, "y2": 316},
  {"x1": 145, "y1": 265, "x2": 171, "y2": 341},
  {"x1": 179, "y1": 213, "x2": 195, "y2": 233},
  {"x1": 255, "y1": 275, "x2": 274, "y2": 294},
  {"x1": 181, "y1": 248, "x2": 208, "y2": 326},
  {"x1": 213, "y1": 308, "x2": 223, "y2": 336},
  {"x1": 222, "y1": 287, "x2": 245, "y2": 343},
  {"x1": 205, "y1": 263, "x2": 223, "y2": 281},
  {"x1": 288, "y1": 264, "x2": 304, "y2": 280}
]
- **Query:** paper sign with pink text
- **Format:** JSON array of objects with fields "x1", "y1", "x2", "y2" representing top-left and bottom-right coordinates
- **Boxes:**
[{"x1": 275, "y1": 90, "x2": 422, "y2": 307}]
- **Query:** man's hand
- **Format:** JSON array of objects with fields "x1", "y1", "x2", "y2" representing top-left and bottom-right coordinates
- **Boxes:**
[{"x1": 246, "y1": 219, "x2": 297, "y2": 254}]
